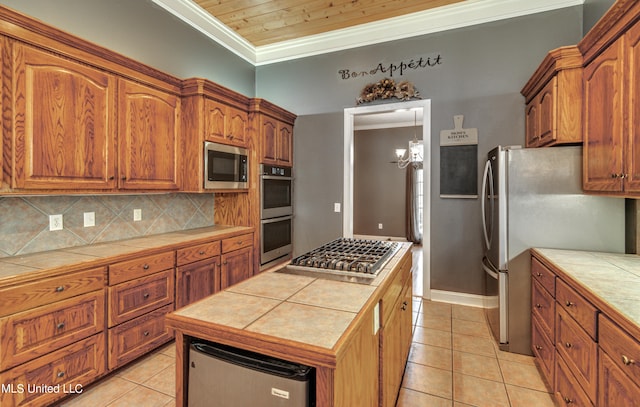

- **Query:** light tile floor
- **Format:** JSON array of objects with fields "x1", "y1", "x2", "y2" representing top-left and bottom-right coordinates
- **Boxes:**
[
  {"x1": 59, "y1": 246, "x2": 555, "y2": 407},
  {"x1": 58, "y1": 298, "x2": 555, "y2": 407}
]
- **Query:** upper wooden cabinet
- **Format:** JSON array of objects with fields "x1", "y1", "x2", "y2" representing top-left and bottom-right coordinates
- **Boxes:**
[
  {"x1": 251, "y1": 99, "x2": 296, "y2": 167},
  {"x1": 580, "y1": 7, "x2": 640, "y2": 195},
  {"x1": 521, "y1": 46, "x2": 583, "y2": 148},
  {"x1": 12, "y1": 44, "x2": 117, "y2": 190},
  {"x1": 205, "y1": 98, "x2": 248, "y2": 147},
  {"x1": 118, "y1": 79, "x2": 181, "y2": 191}
]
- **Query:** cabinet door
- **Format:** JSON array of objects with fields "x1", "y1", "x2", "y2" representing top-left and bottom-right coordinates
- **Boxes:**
[
  {"x1": 277, "y1": 122, "x2": 293, "y2": 166},
  {"x1": 175, "y1": 257, "x2": 220, "y2": 309},
  {"x1": 380, "y1": 279, "x2": 412, "y2": 407},
  {"x1": 13, "y1": 44, "x2": 116, "y2": 190},
  {"x1": 118, "y1": 79, "x2": 180, "y2": 190},
  {"x1": 204, "y1": 98, "x2": 226, "y2": 143},
  {"x1": 525, "y1": 99, "x2": 539, "y2": 147},
  {"x1": 227, "y1": 106, "x2": 248, "y2": 146},
  {"x1": 599, "y1": 349, "x2": 640, "y2": 407},
  {"x1": 583, "y1": 37, "x2": 625, "y2": 192},
  {"x1": 625, "y1": 22, "x2": 640, "y2": 192},
  {"x1": 261, "y1": 117, "x2": 278, "y2": 164},
  {"x1": 220, "y1": 246, "x2": 253, "y2": 289},
  {"x1": 538, "y1": 77, "x2": 557, "y2": 146}
]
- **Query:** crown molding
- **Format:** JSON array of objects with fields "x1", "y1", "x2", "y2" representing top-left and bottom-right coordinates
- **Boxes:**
[{"x1": 151, "y1": 0, "x2": 584, "y2": 66}]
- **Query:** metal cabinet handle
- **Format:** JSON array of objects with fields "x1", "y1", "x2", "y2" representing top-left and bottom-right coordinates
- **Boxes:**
[
  {"x1": 143, "y1": 331, "x2": 150, "y2": 337},
  {"x1": 563, "y1": 396, "x2": 574, "y2": 404},
  {"x1": 622, "y1": 355, "x2": 636, "y2": 366},
  {"x1": 199, "y1": 250, "x2": 206, "y2": 255},
  {"x1": 535, "y1": 345, "x2": 543, "y2": 350},
  {"x1": 57, "y1": 371, "x2": 65, "y2": 378},
  {"x1": 535, "y1": 304, "x2": 542, "y2": 309},
  {"x1": 536, "y1": 272, "x2": 543, "y2": 277},
  {"x1": 55, "y1": 286, "x2": 65, "y2": 292},
  {"x1": 57, "y1": 322, "x2": 65, "y2": 330},
  {"x1": 143, "y1": 264, "x2": 150, "y2": 270},
  {"x1": 143, "y1": 293, "x2": 150, "y2": 299},
  {"x1": 401, "y1": 301, "x2": 408, "y2": 311},
  {"x1": 565, "y1": 300, "x2": 574, "y2": 307},
  {"x1": 565, "y1": 342, "x2": 572, "y2": 348}
]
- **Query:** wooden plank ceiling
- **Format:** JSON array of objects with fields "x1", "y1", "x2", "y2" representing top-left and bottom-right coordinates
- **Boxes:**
[{"x1": 193, "y1": 0, "x2": 466, "y2": 46}]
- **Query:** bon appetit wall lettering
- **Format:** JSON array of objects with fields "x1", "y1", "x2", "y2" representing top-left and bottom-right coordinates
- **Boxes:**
[{"x1": 338, "y1": 53, "x2": 443, "y2": 81}]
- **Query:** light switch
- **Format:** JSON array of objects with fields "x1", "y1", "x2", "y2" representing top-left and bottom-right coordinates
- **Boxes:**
[
  {"x1": 83, "y1": 212, "x2": 95, "y2": 227},
  {"x1": 133, "y1": 208, "x2": 142, "y2": 221}
]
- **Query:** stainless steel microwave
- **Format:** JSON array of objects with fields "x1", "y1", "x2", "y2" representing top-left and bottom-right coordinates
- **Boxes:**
[{"x1": 204, "y1": 141, "x2": 248, "y2": 189}]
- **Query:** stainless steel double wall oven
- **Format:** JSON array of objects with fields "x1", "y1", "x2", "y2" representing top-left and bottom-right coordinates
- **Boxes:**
[{"x1": 260, "y1": 164, "x2": 293, "y2": 266}]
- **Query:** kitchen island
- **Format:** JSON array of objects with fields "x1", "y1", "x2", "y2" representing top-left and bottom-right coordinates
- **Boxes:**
[{"x1": 164, "y1": 241, "x2": 413, "y2": 407}]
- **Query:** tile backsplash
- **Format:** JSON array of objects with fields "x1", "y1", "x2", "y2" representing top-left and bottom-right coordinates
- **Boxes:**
[{"x1": 0, "y1": 193, "x2": 215, "y2": 257}]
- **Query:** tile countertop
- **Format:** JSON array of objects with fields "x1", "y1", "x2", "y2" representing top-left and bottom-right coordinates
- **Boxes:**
[
  {"x1": 0, "y1": 225, "x2": 252, "y2": 284},
  {"x1": 532, "y1": 248, "x2": 640, "y2": 334},
  {"x1": 170, "y1": 242, "x2": 413, "y2": 352}
]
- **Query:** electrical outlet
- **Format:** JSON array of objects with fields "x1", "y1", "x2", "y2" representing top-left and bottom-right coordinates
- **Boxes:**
[
  {"x1": 49, "y1": 214, "x2": 63, "y2": 231},
  {"x1": 133, "y1": 208, "x2": 142, "y2": 222},
  {"x1": 83, "y1": 212, "x2": 95, "y2": 227},
  {"x1": 378, "y1": 223, "x2": 383, "y2": 230},
  {"x1": 334, "y1": 203, "x2": 341, "y2": 213}
]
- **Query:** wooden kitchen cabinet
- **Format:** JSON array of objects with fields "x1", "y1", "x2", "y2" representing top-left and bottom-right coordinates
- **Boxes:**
[
  {"x1": 107, "y1": 251, "x2": 175, "y2": 369},
  {"x1": 380, "y1": 261, "x2": 412, "y2": 407},
  {"x1": 11, "y1": 44, "x2": 117, "y2": 190},
  {"x1": 260, "y1": 115, "x2": 293, "y2": 166},
  {"x1": 175, "y1": 241, "x2": 222, "y2": 309},
  {"x1": 118, "y1": 79, "x2": 181, "y2": 191},
  {"x1": 220, "y1": 233, "x2": 254, "y2": 289},
  {"x1": 0, "y1": 266, "x2": 106, "y2": 407},
  {"x1": 205, "y1": 98, "x2": 248, "y2": 147},
  {"x1": 521, "y1": 46, "x2": 583, "y2": 147},
  {"x1": 581, "y1": 11, "x2": 640, "y2": 194},
  {"x1": 531, "y1": 257, "x2": 556, "y2": 390}
]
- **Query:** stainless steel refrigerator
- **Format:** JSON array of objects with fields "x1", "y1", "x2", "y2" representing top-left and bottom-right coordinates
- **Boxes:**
[{"x1": 480, "y1": 145, "x2": 624, "y2": 355}]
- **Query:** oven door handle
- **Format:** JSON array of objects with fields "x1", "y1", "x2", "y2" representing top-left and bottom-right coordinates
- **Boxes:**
[
  {"x1": 261, "y1": 175, "x2": 293, "y2": 181},
  {"x1": 261, "y1": 215, "x2": 293, "y2": 224}
]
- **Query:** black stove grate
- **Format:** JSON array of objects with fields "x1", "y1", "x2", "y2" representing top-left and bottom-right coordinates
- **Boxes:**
[{"x1": 290, "y1": 238, "x2": 398, "y2": 275}]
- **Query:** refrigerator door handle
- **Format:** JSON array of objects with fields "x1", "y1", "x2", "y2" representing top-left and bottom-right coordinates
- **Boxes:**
[
  {"x1": 481, "y1": 159, "x2": 494, "y2": 251},
  {"x1": 482, "y1": 256, "x2": 499, "y2": 280}
]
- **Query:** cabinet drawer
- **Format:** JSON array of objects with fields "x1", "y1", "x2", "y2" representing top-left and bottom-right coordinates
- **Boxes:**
[
  {"x1": 532, "y1": 315, "x2": 555, "y2": 390},
  {"x1": 599, "y1": 348, "x2": 640, "y2": 407},
  {"x1": 0, "y1": 333, "x2": 105, "y2": 407},
  {"x1": 531, "y1": 257, "x2": 556, "y2": 296},
  {"x1": 532, "y1": 278, "x2": 555, "y2": 342},
  {"x1": 109, "y1": 251, "x2": 175, "y2": 285},
  {"x1": 556, "y1": 306, "x2": 598, "y2": 403},
  {"x1": 221, "y1": 233, "x2": 253, "y2": 253},
  {"x1": 108, "y1": 304, "x2": 174, "y2": 370},
  {"x1": 599, "y1": 315, "x2": 640, "y2": 385},
  {"x1": 176, "y1": 241, "x2": 221, "y2": 266},
  {"x1": 108, "y1": 270, "x2": 174, "y2": 327},
  {"x1": 0, "y1": 290, "x2": 104, "y2": 371},
  {"x1": 556, "y1": 278, "x2": 597, "y2": 339},
  {"x1": 555, "y1": 352, "x2": 595, "y2": 407},
  {"x1": 0, "y1": 267, "x2": 105, "y2": 317}
]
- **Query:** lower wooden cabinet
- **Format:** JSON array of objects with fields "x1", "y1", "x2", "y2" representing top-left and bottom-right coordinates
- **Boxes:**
[
  {"x1": 108, "y1": 304, "x2": 174, "y2": 370},
  {"x1": 0, "y1": 290, "x2": 104, "y2": 371},
  {"x1": 221, "y1": 233, "x2": 254, "y2": 290},
  {"x1": 598, "y1": 350, "x2": 640, "y2": 407},
  {"x1": 176, "y1": 257, "x2": 221, "y2": 309},
  {"x1": 0, "y1": 333, "x2": 106, "y2": 407},
  {"x1": 556, "y1": 353, "x2": 595, "y2": 407}
]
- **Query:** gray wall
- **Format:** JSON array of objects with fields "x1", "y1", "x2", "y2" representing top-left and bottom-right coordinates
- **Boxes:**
[
  {"x1": 0, "y1": 0, "x2": 256, "y2": 96},
  {"x1": 265, "y1": 7, "x2": 584, "y2": 295},
  {"x1": 354, "y1": 128, "x2": 411, "y2": 238},
  {"x1": 583, "y1": 0, "x2": 616, "y2": 34}
]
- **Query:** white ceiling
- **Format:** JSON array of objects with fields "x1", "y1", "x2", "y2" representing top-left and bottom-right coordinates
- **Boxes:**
[{"x1": 151, "y1": 0, "x2": 583, "y2": 66}]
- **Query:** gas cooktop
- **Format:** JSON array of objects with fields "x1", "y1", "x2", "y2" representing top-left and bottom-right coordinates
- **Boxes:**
[{"x1": 279, "y1": 238, "x2": 399, "y2": 284}]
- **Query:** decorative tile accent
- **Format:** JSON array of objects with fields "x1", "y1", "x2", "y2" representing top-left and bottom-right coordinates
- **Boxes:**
[{"x1": 0, "y1": 194, "x2": 215, "y2": 257}]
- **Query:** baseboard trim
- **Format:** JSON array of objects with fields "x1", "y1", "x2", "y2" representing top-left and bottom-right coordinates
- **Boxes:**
[{"x1": 428, "y1": 289, "x2": 492, "y2": 308}]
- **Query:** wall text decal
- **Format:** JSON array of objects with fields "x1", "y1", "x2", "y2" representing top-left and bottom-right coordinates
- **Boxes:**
[{"x1": 338, "y1": 53, "x2": 443, "y2": 81}]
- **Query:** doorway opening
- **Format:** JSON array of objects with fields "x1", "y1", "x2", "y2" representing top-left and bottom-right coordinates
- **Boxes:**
[{"x1": 343, "y1": 99, "x2": 431, "y2": 299}]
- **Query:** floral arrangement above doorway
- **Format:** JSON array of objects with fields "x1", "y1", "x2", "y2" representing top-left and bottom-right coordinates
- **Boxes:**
[{"x1": 356, "y1": 78, "x2": 421, "y2": 104}]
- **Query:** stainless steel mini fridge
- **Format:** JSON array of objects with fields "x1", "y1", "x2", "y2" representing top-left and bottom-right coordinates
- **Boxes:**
[{"x1": 188, "y1": 341, "x2": 315, "y2": 407}]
